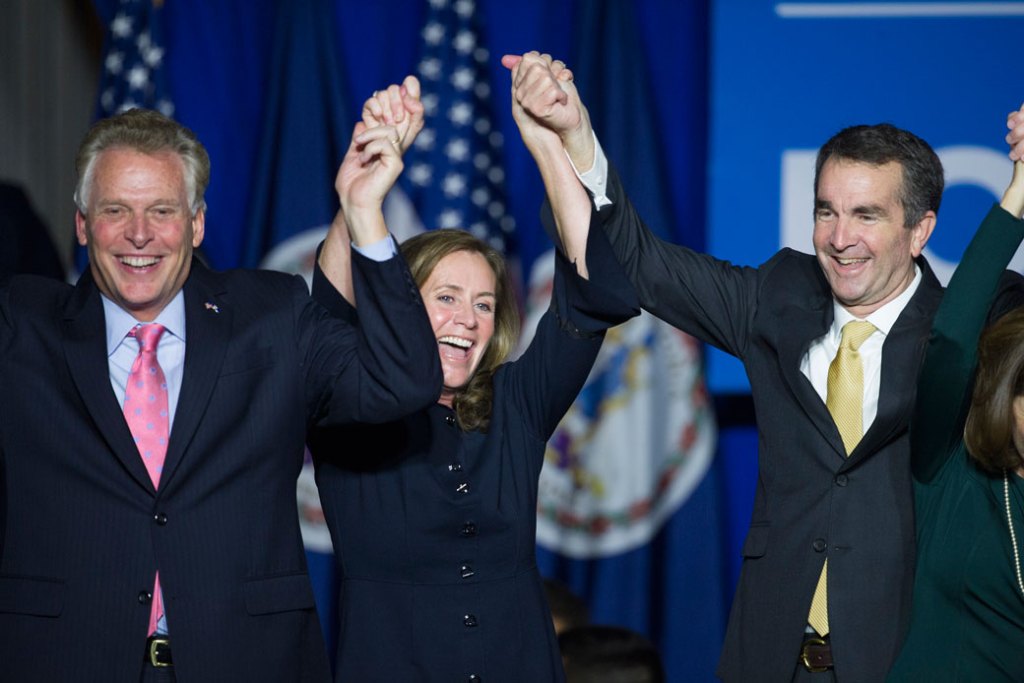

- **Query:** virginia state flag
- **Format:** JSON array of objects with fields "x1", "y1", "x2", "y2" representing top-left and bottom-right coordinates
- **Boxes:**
[{"x1": 531, "y1": 3, "x2": 724, "y2": 681}]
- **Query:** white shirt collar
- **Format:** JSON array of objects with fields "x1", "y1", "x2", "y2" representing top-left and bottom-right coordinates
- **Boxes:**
[{"x1": 830, "y1": 263, "x2": 922, "y2": 338}]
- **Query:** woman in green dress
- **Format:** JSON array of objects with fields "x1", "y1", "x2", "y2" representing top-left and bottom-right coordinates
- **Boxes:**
[{"x1": 887, "y1": 105, "x2": 1024, "y2": 681}]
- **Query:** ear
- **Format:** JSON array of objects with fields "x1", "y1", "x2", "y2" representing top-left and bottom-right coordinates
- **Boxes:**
[
  {"x1": 909, "y1": 210, "x2": 936, "y2": 258},
  {"x1": 75, "y1": 210, "x2": 89, "y2": 247},
  {"x1": 191, "y1": 208, "x2": 206, "y2": 248},
  {"x1": 1013, "y1": 395, "x2": 1024, "y2": 424},
  {"x1": 1012, "y1": 396, "x2": 1024, "y2": 459}
]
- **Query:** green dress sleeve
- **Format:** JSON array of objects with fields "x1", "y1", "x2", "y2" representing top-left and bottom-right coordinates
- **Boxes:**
[{"x1": 912, "y1": 204, "x2": 1024, "y2": 482}]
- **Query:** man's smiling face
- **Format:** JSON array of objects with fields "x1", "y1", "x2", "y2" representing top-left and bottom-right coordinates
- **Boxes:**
[
  {"x1": 812, "y1": 158, "x2": 933, "y2": 317},
  {"x1": 76, "y1": 147, "x2": 204, "y2": 321}
]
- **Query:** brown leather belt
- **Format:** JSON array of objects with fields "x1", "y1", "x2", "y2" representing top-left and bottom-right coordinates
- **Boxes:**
[
  {"x1": 145, "y1": 635, "x2": 173, "y2": 668},
  {"x1": 800, "y1": 635, "x2": 833, "y2": 672}
]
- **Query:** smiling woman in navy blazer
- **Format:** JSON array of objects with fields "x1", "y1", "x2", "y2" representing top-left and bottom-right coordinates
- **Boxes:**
[{"x1": 309, "y1": 77, "x2": 638, "y2": 682}]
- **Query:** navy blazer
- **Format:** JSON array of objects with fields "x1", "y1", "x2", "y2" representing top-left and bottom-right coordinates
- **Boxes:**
[{"x1": 0, "y1": 252, "x2": 440, "y2": 682}]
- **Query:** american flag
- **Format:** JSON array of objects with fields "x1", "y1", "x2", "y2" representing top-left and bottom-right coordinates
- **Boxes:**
[
  {"x1": 400, "y1": 0, "x2": 515, "y2": 256},
  {"x1": 96, "y1": 0, "x2": 174, "y2": 119}
]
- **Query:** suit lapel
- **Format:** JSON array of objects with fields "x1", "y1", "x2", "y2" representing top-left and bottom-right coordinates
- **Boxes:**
[
  {"x1": 62, "y1": 270, "x2": 156, "y2": 493},
  {"x1": 771, "y1": 278, "x2": 849, "y2": 458},
  {"x1": 159, "y1": 261, "x2": 231, "y2": 490},
  {"x1": 845, "y1": 259, "x2": 943, "y2": 468}
]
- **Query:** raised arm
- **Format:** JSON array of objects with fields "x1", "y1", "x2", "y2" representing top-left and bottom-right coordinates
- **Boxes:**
[
  {"x1": 317, "y1": 77, "x2": 424, "y2": 304},
  {"x1": 912, "y1": 103, "x2": 1024, "y2": 482},
  {"x1": 503, "y1": 52, "x2": 594, "y2": 277},
  {"x1": 1003, "y1": 103, "x2": 1024, "y2": 215}
]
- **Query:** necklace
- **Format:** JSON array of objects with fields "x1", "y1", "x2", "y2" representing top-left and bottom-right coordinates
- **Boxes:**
[{"x1": 1003, "y1": 469, "x2": 1024, "y2": 598}]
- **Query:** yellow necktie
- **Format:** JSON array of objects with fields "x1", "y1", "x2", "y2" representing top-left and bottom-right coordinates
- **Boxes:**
[{"x1": 808, "y1": 320, "x2": 876, "y2": 637}]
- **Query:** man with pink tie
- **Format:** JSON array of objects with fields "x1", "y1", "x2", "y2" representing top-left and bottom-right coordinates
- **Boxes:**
[{"x1": 0, "y1": 108, "x2": 441, "y2": 682}]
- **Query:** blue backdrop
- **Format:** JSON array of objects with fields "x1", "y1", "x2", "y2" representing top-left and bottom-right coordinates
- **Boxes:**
[{"x1": 708, "y1": 1, "x2": 1024, "y2": 392}]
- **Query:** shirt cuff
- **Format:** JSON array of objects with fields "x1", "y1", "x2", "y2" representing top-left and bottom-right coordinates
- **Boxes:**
[
  {"x1": 567, "y1": 131, "x2": 612, "y2": 211},
  {"x1": 351, "y1": 235, "x2": 397, "y2": 262}
]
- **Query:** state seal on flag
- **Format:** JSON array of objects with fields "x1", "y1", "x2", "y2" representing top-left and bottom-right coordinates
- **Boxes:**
[{"x1": 524, "y1": 253, "x2": 716, "y2": 559}]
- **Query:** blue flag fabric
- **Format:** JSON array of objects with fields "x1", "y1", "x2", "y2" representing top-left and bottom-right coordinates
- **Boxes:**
[
  {"x1": 533, "y1": 3, "x2": 725, "y2": 681},
  {"x1": 242, "y1": 0, "x2": 353, "y2": 270}
]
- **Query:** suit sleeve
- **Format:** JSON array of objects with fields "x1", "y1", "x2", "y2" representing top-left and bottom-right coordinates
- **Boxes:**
[
  {"x1": 544, "y1": 161, "x2": 761, "y2": 359},
  {"x1": 303, "y1": 250, "x2": 441, "y2": 426},
  {"x1": 912, "y1": 204, "x2": 1024, "y2": 482},
  {"x1": 508, "y1": 220, "x2": 640, "y2": 441},
  {"x1": 310, "y1": 243, "x2": 359, "y2": 325}
]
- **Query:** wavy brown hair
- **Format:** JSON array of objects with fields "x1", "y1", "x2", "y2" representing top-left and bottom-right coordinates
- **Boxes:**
[
  {"x1": 400, "y1": 229, "x2": 520, "y2": 432},
  {"x1": 964, "y1": 308, "x2": 1024, "y2": 473}
]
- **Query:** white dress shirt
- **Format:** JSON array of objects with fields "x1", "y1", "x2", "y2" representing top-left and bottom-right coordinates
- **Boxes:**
[{"x1": 799, "y1": 268, "x2": 921, "y2": 430}]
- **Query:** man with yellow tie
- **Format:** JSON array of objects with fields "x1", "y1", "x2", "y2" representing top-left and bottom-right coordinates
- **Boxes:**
[{"x1": 504, "y1": 51, "x2": 1024, "y2": 681}]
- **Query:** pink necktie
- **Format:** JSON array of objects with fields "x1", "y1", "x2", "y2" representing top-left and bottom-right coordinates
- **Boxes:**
[{"x1": 124, "y1": 323, "x2": 169, "y2": 635}]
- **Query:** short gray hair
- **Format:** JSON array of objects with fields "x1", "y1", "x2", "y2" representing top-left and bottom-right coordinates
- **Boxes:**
[{"x1": 74, "y1": 108, "x2": 210, "y2": 215}]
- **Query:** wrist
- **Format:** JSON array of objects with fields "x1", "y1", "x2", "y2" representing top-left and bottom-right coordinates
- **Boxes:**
[
  {"x1": 340, "y1": 197, "x2": 384, "y2": 219},
  {"x1": 523, "y1": 127, "x2": 568, "y2": 160},
  {"x1": 1001, "y1": 162, "x2": 1024, "y2": 218},
  {"x1": 560, "y1": 121, "x2": 595, "y2": 173},
  {"x1": 344, "y1": 208, "x2": 388, "y2": 247}
]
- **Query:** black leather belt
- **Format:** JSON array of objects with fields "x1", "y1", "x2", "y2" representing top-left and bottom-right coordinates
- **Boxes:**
[
  {"x1": 145, "y1": 635, "x2": 173, "y2": 667},
  {"x1": 800, "y1": 635, "x2": 833, "y2": 672}
]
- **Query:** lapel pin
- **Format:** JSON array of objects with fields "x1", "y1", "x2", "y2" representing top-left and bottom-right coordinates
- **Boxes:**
[{"x1": 204, "y1": 302, "x2": 221, "y2": 313}]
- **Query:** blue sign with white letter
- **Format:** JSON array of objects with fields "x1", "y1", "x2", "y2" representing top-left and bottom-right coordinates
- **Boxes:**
[{"x1": 708, "y1": 1, "x2": 1024, "y2": 392}]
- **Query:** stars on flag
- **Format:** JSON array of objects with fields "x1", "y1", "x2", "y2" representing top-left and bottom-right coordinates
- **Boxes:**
[
  {"x1": 400, "y1": 0, "x2": 515, "y2": 253},
  {"x1": 97, "y1": 0, "x2": 174, "y2": 118}
]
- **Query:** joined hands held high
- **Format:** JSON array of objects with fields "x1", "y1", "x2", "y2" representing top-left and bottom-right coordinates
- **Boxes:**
[
  {"x1": 501, "y1": 52, "x2": 594, "y2": 171},
  {"x1": 331, "y1": 76, "x2": 424, "y2": 247}
]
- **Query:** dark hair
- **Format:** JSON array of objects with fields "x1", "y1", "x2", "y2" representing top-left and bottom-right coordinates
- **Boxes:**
[
  {"x1": 964, "y1": 308, "x2": 1024, "y2": 473},
  {"x1": 543, "y1": 578, "x2": 590, "y2": 634},
  {"x1": 559, "y1": 626, "x2": 665, "y2": 683},
  {"x1": 75, "y1": 108, "x2": 210, "y2": 216},
  {"x1": 814, "y1": 123, "x2": 943, "y2": 228},
  {"x1": 400, "y1": 229, "x2": 520, "y2": 432}
]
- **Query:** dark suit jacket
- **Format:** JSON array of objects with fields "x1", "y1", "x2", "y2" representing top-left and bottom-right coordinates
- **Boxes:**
[
  {"x1": 581, "y1": 165, "x2": 1023, "y2": 682},
  {"x1": 0, "y1": 253, "x2": 441, "y2": 682}
]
